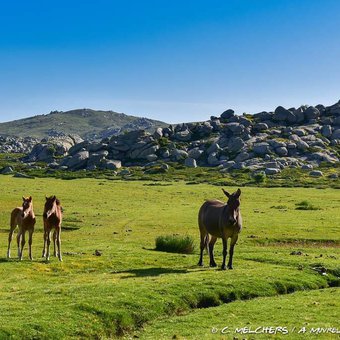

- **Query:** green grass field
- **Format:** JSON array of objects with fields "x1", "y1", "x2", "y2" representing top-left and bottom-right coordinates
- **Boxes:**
[{"x1": 0, "y1": 175, "x2": 339, "y2": 339}]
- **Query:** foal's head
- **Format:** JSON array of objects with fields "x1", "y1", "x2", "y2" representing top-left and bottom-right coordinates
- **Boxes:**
[
  {"x1": 21, "y1": 196, "x2": 33, "y2": 218},
  {"x1": 44, "y1": 195, "x2": 60, "y2": 219},
  {"x1": 222, "y1": 188, "x2": 241, "y2": 225}
]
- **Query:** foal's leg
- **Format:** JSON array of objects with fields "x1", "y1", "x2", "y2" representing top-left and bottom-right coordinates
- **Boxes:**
[
  {"x1": 17, "y1": 230, "x2": 22, "y2": 259},
  {"x1": 28, "y1": 229, "x2": 34, "y2": 260},
  {"x1": 209, "y1": 236, "x2": 218, "y2": 267},
  {"x1": 221, "y1": 237, "x2": 228, "y2": 270},
  {"x1": 42, "y1": 230, "x2": 47, "y2": 258},
  {"x1": 198, "y1": 232, "x2": 208, "y2": 266},
  {"x1": 19, "y1": 230, "x2": 26, "y2": 261},
  {"x1": 7, "y1": 225, "x2": 16, "y2": 258},
  {"x1": 46, "y1": 231, "x2": 51, "y2": 261},
  {"x1": 56, "y1": 227, "x2": 62, "y2": 261},
  {"x1": 53, "y1": 230, "x2": 57, "y2": 257}
]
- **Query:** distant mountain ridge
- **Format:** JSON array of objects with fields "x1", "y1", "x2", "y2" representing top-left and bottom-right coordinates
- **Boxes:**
[{"x1": 0, "y1": 109, "x2": 168, "y2": 140}]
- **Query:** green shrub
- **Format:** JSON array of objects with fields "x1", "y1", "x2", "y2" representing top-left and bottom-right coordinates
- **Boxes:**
[
  {"x1": 295, "y1": 200, "x2": 319, "y2": 210},
  {"x1": 158, "y1": 137, "x2": 169, "y2": 147},
  {"x1": 253, "y1": 172, "x2": 266, "y2": 184},
  {"x1": 155, "y1": 235, "x2": 195, "y2": 254}
]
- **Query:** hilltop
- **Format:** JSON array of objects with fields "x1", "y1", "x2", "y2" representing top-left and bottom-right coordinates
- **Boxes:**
[
  {"x1": 0, "y1": 100, "x2": 339, "y2": 188},
  {"x1": 0, "y1": 109, "x2": 168, "y2": 140}
]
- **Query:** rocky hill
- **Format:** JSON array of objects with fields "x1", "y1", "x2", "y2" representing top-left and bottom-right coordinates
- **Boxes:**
[
  {"x1": 0, "y1": 109, "x2": 168, "y2": 140},
  {"x1": 11, "y1": 100, "x2": 339, "y2": 179}
]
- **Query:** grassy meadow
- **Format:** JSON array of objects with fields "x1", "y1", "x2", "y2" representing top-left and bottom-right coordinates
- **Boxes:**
[{"x1": 0, "y1": 175, "x2": 339, "y2": 339}]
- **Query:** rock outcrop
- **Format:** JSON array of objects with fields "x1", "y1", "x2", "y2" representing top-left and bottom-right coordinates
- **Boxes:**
[{"x1": 3, "y1": 100, "x2": 340, "y2": 175}]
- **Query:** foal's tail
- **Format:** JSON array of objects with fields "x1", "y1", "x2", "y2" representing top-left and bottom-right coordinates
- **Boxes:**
[{"x1": 10, "y1": 208, "x2": 19, "y2": 229}]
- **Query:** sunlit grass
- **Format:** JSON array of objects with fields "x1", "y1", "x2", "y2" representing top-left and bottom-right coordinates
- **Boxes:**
[{"x1": 0, "y1": 175, "x2": 339, "y2": 338}]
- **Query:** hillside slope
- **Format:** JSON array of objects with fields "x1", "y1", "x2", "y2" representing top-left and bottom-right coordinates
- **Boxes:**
[{"x1": 0, "y1": 109, "x2": 168, "y2": 139}]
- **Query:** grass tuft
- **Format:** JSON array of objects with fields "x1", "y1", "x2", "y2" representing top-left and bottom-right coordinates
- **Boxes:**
[
  {"x1": 155, "y1": 235, "x2": 195, "y2": 254},
  {"x1": 295, "y1": 200, "x2": 320, "y2": 210}
]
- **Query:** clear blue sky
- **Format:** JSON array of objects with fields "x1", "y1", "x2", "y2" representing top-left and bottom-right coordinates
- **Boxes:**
[{"x1": 1, "y1": 0, "x2": 339, "y2": 123}]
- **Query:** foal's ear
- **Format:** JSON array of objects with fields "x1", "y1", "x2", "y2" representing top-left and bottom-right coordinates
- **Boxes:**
[
  {"x1": 235, "y1": 188, "x2": 241, "y2": 198},
  {"x1": 29, "y1": 196, "x2": 32, "y2": 201},
  {"x1": 22, "y1": 196, "x2": 26, "y2": 201},
  {"x1": 45, "y1": 196, "x2": 48, "y2": 201},
  {"x1": 222, "y1": 189, "x2": 230, "y2": 198}
]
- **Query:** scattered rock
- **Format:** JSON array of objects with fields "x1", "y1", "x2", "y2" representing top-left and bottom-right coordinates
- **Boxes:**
[
  {"x1": 220, "y1": 109, "x2": 235, "y2": 120},
  {"x1": 309, "y1": 170, "x2": 323, "y2": 177},
  {"x1": 13, "y1": 172, "x2": 34, "y2": 179},
  {"x1": 184, "y1": 157, "x2": 197, "y2": 168},
  {"x1": 265, "y1": 168, "x2": 281, "y2": 175},
  {"x1": 301, "y1": 164, "x2": 313, "y2": 170},
  {"x1": 94, "y1": 250, "x2": 102, "y2": 256},
  {"x1": 0, "y1": 166, "x2": 14, "y2": 174},
  {"x1": 290, "y1": 251, "x2": 303, "y2": 255}
]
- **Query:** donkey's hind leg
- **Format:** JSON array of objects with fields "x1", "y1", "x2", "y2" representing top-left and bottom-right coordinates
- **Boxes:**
[
  {"x1": 209, "y1": 236, "x2": 218, "y2": 267},
  {"x1": 198, "y1": 233, "x2": 209, "y2": 266}
]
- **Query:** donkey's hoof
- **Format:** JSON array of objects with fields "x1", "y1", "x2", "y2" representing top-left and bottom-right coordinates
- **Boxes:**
[
  {"x1": 58, "y1": 257, "x2": 63, "y2": 262},
  {"x1": 228, "y1": 266, "x2": 233, "y2": 270},
  {"x1": 210, "y1": 262, "x2": 217, "y2": 268},
  {"x1": 221, "y1": 265, "x2": 227, "y2": 270},
  {"x1": 198, "y1": 261, "x2": 203, "y2": 267}
]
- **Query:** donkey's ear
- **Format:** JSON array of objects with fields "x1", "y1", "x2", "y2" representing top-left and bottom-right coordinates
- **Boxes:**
[
  {"x1": 45, "y1": 196, "x2": 48, "y2": 201},
  {"x1": 29, "y1": 196, "x2": 32, "y2": 201},
  {"x1": 53, "y1": 195, "x2": 56, "y2": 200},
  {"x1": 222, "y1": 189, "x2": 230, "y2": 198},
  {"x1": 235, "y1": 188, "x2": 241, "y2": 198},
  {"x1": 22, "y1": 196, "x2": 26, "y2": 201}
]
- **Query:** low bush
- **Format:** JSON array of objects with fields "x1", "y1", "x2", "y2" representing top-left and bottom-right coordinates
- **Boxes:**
[
  {"x1": 295, "y1": 200, "x2": 320, "y2": 210},
  {"x1": 155, "y1": 234, "x2": 195, "y2": 254}
]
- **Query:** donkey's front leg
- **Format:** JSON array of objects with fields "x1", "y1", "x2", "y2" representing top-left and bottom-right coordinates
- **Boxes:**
[
  {"x1": 227, "y1": 243, "x2": 235, "y2": 269},
  {"x1": 221, "y1": 238, "x2": 228, "y2": 270},
  {"x1": 228, "y1": 235, "x2": 238, "y2": 269}
]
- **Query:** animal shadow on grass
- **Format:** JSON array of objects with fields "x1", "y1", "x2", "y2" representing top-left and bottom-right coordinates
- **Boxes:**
[
  {"x1": 114, "y1": 267, "x2": 188, "y2": 278},
  {"x1": 0, "y1": 257, "x2": 10, "y2": 263}
]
